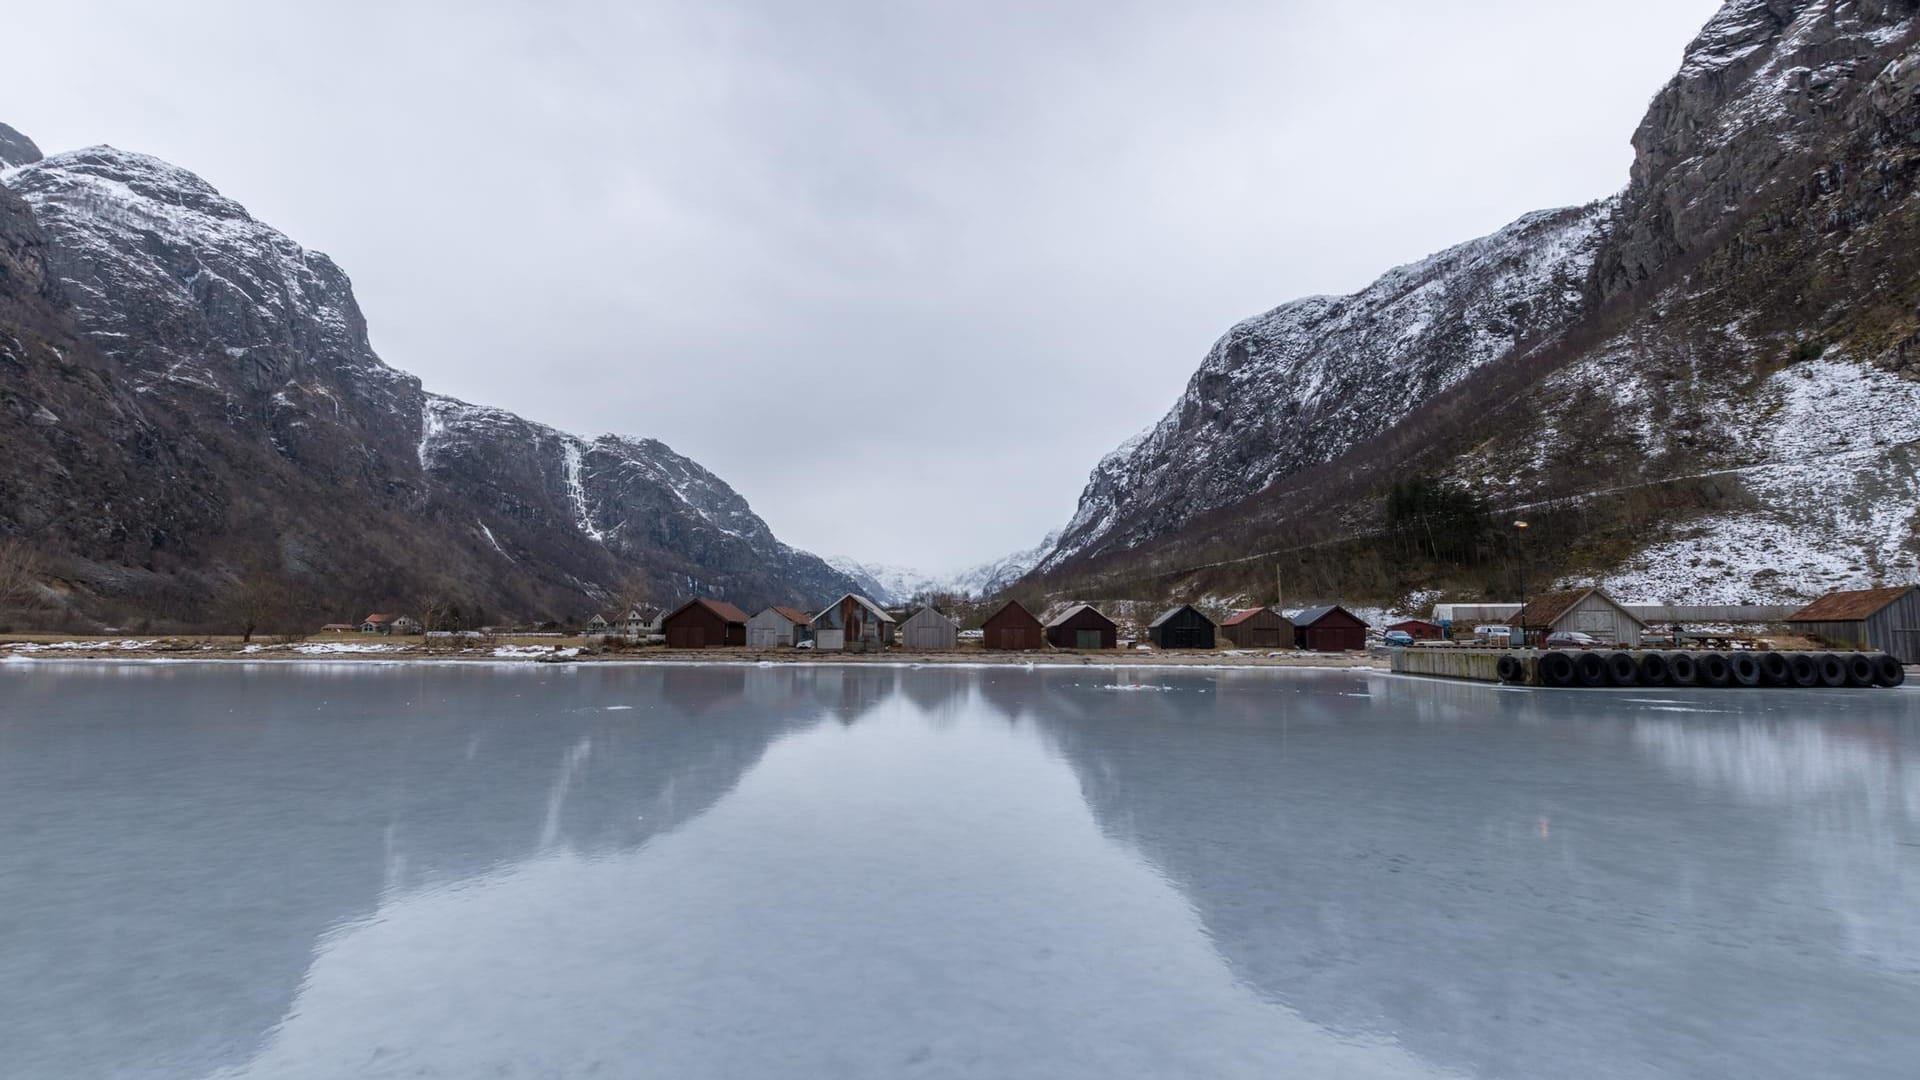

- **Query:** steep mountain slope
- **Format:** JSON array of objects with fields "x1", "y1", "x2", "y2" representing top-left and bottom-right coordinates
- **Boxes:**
[
  {"x1": 1036, "y1": 0, "x2": 1920, "y2": 607},
  {"x1": 0, "y1": 136, "x2": 854, "y2": 626},
  {"x1": 1039, "y1": 204, "x2": 1609, "y2": 572}
]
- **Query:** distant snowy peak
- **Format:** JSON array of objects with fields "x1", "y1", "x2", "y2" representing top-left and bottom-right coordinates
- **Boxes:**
[
  {"x1": 823, "y1": 558, "x2": 934, "y2": 607},
  {"x1": 829, "y1": 530, "x2": 1062, "y2": 605},
  {"x1": 1040, "y1": 202, "x2": 1609, "y2": 573}
]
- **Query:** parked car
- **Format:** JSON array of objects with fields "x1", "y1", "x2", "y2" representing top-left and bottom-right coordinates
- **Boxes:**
[
  {"x1": 1544, "y1": 631, "x2": 1603, "y2": 648},
  {"x1": 1474, "y1": 625, "x2": 1513, "y2": 646},
  {"x1": 1383, "y1": 630, "x2": 1416, "y2": 647}
]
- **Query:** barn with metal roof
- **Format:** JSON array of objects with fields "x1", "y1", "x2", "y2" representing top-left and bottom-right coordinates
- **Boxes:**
[
  {"x1": 1045, "y1": 604, "x2": 1117, "y2": 650},
  {"x1": 1148, "y1": 605, "x2": 1215, "y2": 649},
  {"x1": 810, "y1": 594, "x2": 896, "y2": 651},
  {"x1": 1788, "y1": 586, "x2": 1919, "y2": 663},
  {"x1": 1220, "y1": 607, "x2": 1291, "y2": 648}
]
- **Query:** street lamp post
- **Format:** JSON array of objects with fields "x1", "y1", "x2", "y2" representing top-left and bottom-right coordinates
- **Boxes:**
[{"x1": 1512, "y1": 520, "x2": 1530, "y2": 646}]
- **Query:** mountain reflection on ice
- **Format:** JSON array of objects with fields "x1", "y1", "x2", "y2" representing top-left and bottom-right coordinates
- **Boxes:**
[{"x1": 0, "y1": 663, "x2": 1914, "y2": 1080}]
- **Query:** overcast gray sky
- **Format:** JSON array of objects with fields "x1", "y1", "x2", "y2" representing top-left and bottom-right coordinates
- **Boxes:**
[{"x1": 5, "y1": 0, "x2": 1722, "y2": 571}]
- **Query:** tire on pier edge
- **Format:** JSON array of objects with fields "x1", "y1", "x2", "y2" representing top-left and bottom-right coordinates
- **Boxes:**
[
  {"x1": 1665, "y1": 652, "x2": 1699, "y2": 686},
  {"x1": 1638, "y1": 652, "x2": 1670, "y2": 686},
  {"x1": 1844, "y1": 654, "x2": 1876, "y2": 688},
  {"x1": 1604, "y1": 652, "x2": 1638, "y2": 687},
  {"x1": 1727, "y1": 653, "x2": 1762, "y2": 687},
  {"x1": 1873, "y1": 655, "x2": 1907, "y2": 688},
  {"x1": 1758, "y1": 651, "x2": 1791, "y2": 686},
  {"x1": 1575, "y1": 651, "x2": 1610, "y2": 688},
  {"x1": 1817, "y1": 653, "x2": 1850, "y2": 688},
  {"x1": 1787, "y1": 653, "x2": 1821, "y2": 687},
  {"x1": 1496, "y1": 654, "x2": 1526, "y2": 684},
  {"x1": 1697, "y1": 652, "x2": 1733, "y2": 688},
  {"x1": 1539, "y1": 651, "x2": 1576, "y2": 688}
]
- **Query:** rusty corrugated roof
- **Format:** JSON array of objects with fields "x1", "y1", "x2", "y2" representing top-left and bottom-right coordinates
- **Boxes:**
[
  {"x1": 770, "y1": 606, "x2": 812, "y2": 625},
  {"x1": 1787, "y1": 586, "x2": 1915, "y2": 623},
  {"x1": 667, "y1": 598, "x2": 750, "y2": 624},
  {"x1": 1221, "y1": 607, "x2": 1275, "y2": 627},
  {"x1": 1044, "y1": 603, "x2": 1115, "y2": 629},
  {"x1": 1511, "y1": 589, "x2": 1589, "y2": 629}
]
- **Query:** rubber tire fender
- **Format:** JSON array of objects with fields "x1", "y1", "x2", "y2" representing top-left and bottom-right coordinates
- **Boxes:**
[
  {"x1": 1873, "y1": 655, "x2": 1906, "y2": 688},
  {"x1": 1638, "y1": 652, "x2": 1670, "y2": 686},
  {"x1": 1575, "y1": 651, "x2": 1610, "y2": 688},
  {"x1": 1843, "y1": 654, "x2": 1876, "y2": 688},
  {"x1": 1727, "y1": 653, "x2": 1762, "y2": 687},
  {"x1": 1604, "y1": 652, "x2": 1639, "y2": 687},
  {"x1": 1496, "y1": 655, "x2": 1526, "y2": 684},
  {"x1": 1697, "y1": 653, "x2": 1732, "y2": 688},
  {"x1": 1757, "y1": 652, "x2": 1791, "y2": 686},
  {"x1": 1665, "y1": 652, "x2": 1699, "y2": 686},
  {"x1": 1817, "y1": 653, "x2": 1850, "y2": 688},
  {"x1": 1538, "y1": 651, "x2": 1576, "y2": 688},
  {"x1": 1787, "y1": 653, "x2": 1821, "y2": 687}
]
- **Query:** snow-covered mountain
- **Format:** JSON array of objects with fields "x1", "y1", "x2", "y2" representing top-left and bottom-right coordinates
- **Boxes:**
[
  {"x1": 0, "y1": 133, "x2": 857, "y2": 622},
  {"x1": 829, "y1": 530, "x2": 1061, "y2": 605},
  {"x1": 1035, "y1": 0, "x2": 1920, "y2": 606},
  {"x1": 1038, "y1": 204, "x2": 1607, "y2": 573}
]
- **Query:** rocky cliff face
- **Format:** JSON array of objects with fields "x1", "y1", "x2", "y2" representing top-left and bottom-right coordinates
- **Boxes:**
[
  {"x1": 0, "y1": 138, "x2": 854, "y2": 625},
  {"x1": 1036, "y1": 0, "x2": 1920, "y2": 606}
]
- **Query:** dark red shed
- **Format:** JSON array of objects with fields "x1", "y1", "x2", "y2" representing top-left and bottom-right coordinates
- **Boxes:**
[
  {"x1": 1044, "y1": 604, "x2": 1118, "y2": 650},
  {"x1": 1386, "y1": 619, "x2": 1444, "y2": 641},
  {"x1": 1220, "y1": 607, "x2": 1293, "y2": 648},
  {"x1": 982, "y1": 600, "x2": 1046, "y2": 650},
  {"x1": 661, "y1": 598, "x2": 750, "y2": 649},
  {"x1": 1291, "y1": 605, "x2": 1369, "y2": 652}
]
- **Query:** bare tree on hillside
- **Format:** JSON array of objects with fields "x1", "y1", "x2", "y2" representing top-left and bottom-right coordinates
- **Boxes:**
[
  {"x1": 613, "y1": 573, "x2": 653, "y2": 617},
  {"x1": 227, "y1": 575, "x2": 291, "y2": 643},
  {"x1": 0, "y1": 540, "x2": 46, "y2": 612},
  {"x1": 416, "y1": 592, "x2": 453, "y2": 636}
]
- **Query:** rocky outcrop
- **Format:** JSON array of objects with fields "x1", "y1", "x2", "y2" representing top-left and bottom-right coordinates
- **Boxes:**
[
  {"x1": 0, "y1": 137, "x2": 854, "y2": 625},
  {"x1": 1599, "y1": 0, "x2": 1920, "y2": 295},
  {"x1": 0, "y1": 122, "x2": 39, "y2": 169}
]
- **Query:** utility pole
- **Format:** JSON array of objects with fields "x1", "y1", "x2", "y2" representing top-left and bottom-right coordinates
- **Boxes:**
[{"x1": 1274, "y1": 562, "x2": 1284, "y2": 612}]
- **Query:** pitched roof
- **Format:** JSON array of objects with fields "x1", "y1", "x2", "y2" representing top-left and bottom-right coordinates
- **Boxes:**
[
  {"x1": 903, "y1": 606, "x2": 957, "y2": 627},
  {"x1": 984, "y1": 599, "x2": 1042, "y2": 625},
  {"x1": 363, "y1": 613, "x2": 393, "y2": 623},
  {"x1": 770, "y1": 606, "x2": 813, "y2": 625},
  {"x1": 1149, "y1": 604, "x2": 1212, "y2": 628},
  {"x1": 665, "y1": 598, "x2": 750, "y2": 624},
  {"x1": 812, "y1": 594, "x2": 896, "y2": 625},
  {"x1": 1221, "y1": 607, "x2": 1277, "y2": 627},
  {"x1": 1787, "y1": 585, "x2": 1916, "y2": 622},
  {"x1": 1511, "y1": 588, "x2": 1645, "y2": 630},
  {"x1": 1044, "y1": 603, "x2": 1114, "y2": 629},
  {"x1": 1288, "y1": 605, "x2": 1338, "y2": 627}
]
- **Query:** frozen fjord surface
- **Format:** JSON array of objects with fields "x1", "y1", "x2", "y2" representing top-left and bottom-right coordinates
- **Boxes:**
[{"x1": 1, "y1": 663, "x2": 1917, "y2": 1079}]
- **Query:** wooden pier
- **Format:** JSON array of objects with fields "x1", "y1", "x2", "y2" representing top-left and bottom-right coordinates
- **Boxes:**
[{"x1": 1390, "y1": 647, "x2": 1907, "y2": 689}]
